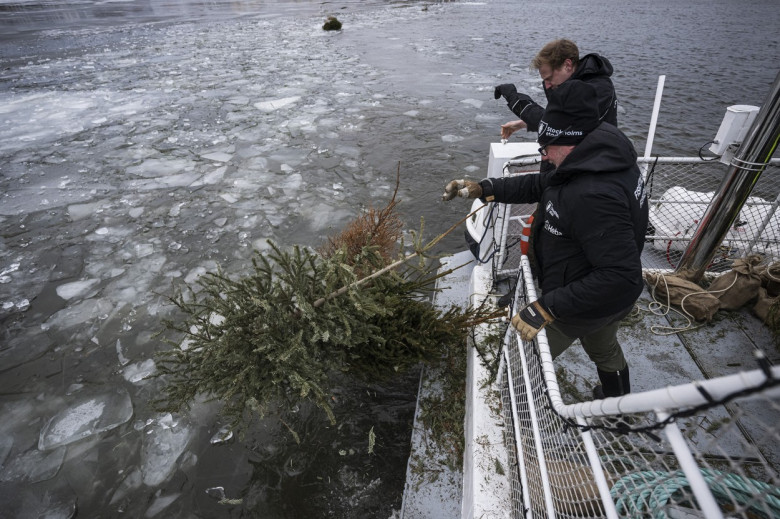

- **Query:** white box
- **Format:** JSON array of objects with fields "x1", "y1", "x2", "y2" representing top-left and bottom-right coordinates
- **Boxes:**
[{"x1": 709, "y1": 104, "x2": 759, "y2": 155}]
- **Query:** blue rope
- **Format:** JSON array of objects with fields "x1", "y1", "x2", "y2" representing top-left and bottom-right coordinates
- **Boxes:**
[{"x1": 610, "y1": 469, "x2": 780, "y2": 518}]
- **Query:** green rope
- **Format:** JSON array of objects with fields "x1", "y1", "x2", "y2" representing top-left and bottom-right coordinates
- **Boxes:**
[{"x1": 610, "y1": 469, "x2": 780, "y2": 518}]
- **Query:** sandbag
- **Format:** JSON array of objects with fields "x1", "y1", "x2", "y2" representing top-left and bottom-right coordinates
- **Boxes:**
[
  {"x1": 753, "y1": 287, "x2": 780, "y2": 327},
  {"x1": 758, "y1": 261, "x2": 780, "y2": 297},
  {"x1": 707, "y1": 254, "x2": 763, "y2": 311},
  {"x1": 645, "y1": 272, "x2": 720, "y2": 322}
]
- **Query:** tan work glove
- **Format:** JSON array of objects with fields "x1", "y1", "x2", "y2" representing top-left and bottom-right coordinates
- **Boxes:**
[
  {"x1": 511, "y1": 300, "x2": 554, "y2": 342},
  {"x1": 442, "y1": 179, "x2": 482, "y2": 201}
]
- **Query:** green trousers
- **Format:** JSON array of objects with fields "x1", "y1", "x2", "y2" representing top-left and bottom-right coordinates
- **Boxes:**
[{"x1": 544, "y1": 313, "x2": 628, "y2": 373}]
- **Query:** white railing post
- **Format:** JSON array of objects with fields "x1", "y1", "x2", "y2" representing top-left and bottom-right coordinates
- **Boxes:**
[{"x1": 656, "y1": 411, "x2": 725, "y2": 519}]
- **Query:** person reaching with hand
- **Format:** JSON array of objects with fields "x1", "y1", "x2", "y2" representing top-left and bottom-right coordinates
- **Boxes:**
[{"x1": 444, "y1": 80, "x2": 646, "y2": 399}]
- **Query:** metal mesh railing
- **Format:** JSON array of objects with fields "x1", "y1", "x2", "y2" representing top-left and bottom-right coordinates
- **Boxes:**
[
  {"x1": 497, "y1": 256, "x2": 780, "y2": 519},
  {"x1": 490, "y1": 157, "x2": 780, "y2": 277}
]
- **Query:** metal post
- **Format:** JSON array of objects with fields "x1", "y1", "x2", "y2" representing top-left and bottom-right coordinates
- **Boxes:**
[{"x1": 675, "y1": 70, "x2": 780, "y2": 281}]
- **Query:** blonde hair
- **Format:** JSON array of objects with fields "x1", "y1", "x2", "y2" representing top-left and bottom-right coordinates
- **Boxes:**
[{"x1": 531, "y1": 39, "x2": 580, "y2": 71}]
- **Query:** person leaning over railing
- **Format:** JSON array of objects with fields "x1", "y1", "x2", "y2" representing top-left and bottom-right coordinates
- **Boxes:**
[
  {"x1": 443, "y1": 80, "x2": 648, "y2": 399},
  {"x1": 494, "y1": 38, "x2": 619, "y2": 141}
]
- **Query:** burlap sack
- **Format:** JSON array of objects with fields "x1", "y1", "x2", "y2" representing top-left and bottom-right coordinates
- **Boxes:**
[
  {"x1": 753, "y1": 287, "x2": 780, "y2": 327},
  {"x1": 758, "y1": 261, "x2": 780, "y2": 297},
  {"x1": 645, "y1": 272, "x2": 720, "y2": 321},
  {"x1": 707, "y1": 254, "x2": 763, "y2": 311}
]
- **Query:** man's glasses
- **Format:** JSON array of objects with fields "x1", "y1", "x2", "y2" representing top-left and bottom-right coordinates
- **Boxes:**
[{"x1": 537, "y1": 125, "x2": 571, "y2": 157}]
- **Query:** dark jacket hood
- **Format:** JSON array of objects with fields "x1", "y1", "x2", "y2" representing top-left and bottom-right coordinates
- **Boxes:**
[
  {"x1": 572, "y1": 53, "x2": 614, "y2": 81},
  {"x1": 553, "y1": 122, "x2": 637, "y2": 183}
]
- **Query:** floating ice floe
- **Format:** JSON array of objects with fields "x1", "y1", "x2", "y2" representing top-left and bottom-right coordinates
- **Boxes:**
[
  {"x1": 209, "y1": 425, "x2": 233, "y2": 445},
  {"x1": 461, "y1": 98, "x2": 484, "y2": 108},
  {"x1": 116, "y1": 339, "x2": 130, "y2": 366},
  {"x1": 38, "y1": 388, "x2": 133, "y2": 450},
  {"x1": 55, "y1": 279, "x2": 100, "y2": 300},
  {"x1": 441, "y1": 134, "x2": 465, "y2": 143},
  {"x1": 253, "y1": 96, "x2": 301, "y2": 112},
  {"x1": 145, "y1": 492, "x2": 181, "y2": 518},
  {"x1": 0, "y1": 446, "x2": 66, "y2": 483},
  {"x1": 200, "y1": 151, "x2": 232, "y2": 162},
  {"x1": 109, "y1": 468, "x2": 143, "y2": 505},
  {"x1": 123, "y1": 359, "x2": 156, "y2": 384},
  {"x1": 42, "y1": 298, "x2": 114, "y2": 331},
  {"x1": 141, "y1": 417, "x2": 193, "y2": 486}
]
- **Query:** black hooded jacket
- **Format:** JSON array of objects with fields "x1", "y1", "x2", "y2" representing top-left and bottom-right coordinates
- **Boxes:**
[
  {"x1": 479, "y1": 123, "x2": 648, "y2": 322},
  {"x1": 520, "y1": 54, "x2": 618, "y2": 132}
]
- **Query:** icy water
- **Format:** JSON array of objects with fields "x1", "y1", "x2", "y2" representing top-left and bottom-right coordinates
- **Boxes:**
[{"x1": 1, "y1": 0, "x2": 779, "y2": 517}]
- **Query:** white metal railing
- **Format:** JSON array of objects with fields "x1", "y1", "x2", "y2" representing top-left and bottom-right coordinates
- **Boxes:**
[
  {"x1": 496, "y1": 255, "x2": 780, "y2": 518},
  {"x1": 467, "y1": 150, "x2": 780, "y2": 518}
]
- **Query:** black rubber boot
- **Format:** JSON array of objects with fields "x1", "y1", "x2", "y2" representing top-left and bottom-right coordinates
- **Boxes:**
[{"x1": 592, "y1": 366, "x2": 631, "y2": 399}]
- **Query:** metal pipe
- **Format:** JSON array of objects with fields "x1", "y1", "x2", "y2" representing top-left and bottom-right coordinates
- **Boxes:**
[
  {"x1": 675, "y1": 70, "x2": 780, "y2": 281},
  {"x1": 644, "y1": 76, "x2": 666, "y2": 158},
  {"x1": 576, "y1": 416, "x2": 620, "y2": 519},
  {"x1": 515, "y1": 325, "x2": 557, "y2": 517},
  {"x1": 503, "y1": 345, "x2": 534, "y2": 516},
  {"x1": 657, "y1": 411, "x2": 725, "y2": 519}
]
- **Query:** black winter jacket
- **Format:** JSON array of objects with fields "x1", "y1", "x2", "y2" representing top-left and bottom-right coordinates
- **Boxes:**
[
  {"x1": 480, "y1": 123, "x2": 648, "y2": 322},
  {"x1": 520, "y1": 54, "x2": 618, "y2": 132}
]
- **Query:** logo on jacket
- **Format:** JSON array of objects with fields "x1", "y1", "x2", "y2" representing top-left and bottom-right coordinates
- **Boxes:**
[
  {"x1": 634, "y1": 175, "x2": 647, "y2": 207},
  {"x1": 545, "y1": 200, "x2": 559, "y2": 219},
  {"x1": 544, "y1": 220, "x2": 563, "y2": 236}
]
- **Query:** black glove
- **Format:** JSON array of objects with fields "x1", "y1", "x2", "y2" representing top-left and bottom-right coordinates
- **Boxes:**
[
  {"x1": 511, "y1": 300, "x2": 554, "y2": 342},
  {"x1": 494, "y1": 84, "x2": 536, "y2": 119},
  {"x1": 494, "y1": 83, "x2": 517, "y2": 100}
]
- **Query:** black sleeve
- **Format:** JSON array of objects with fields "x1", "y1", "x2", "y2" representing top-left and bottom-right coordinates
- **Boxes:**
[
  {"x1": 478, "y1": 173, "x2": 544, "y2": 205},
  {"x1": 520, "y1": 103, "x2": 545, "y2": 132}
]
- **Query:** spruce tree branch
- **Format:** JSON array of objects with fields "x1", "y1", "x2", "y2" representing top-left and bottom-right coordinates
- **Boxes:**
[{"x1": 312, "y1": 203, "x2": 488, "y2": 309}]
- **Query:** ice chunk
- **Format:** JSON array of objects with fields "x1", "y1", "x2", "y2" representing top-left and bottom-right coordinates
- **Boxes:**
[
  {"x1": 441, "y1": 134, "x2": 464, "y2": 143},
  {"x1": 145, "y1": 492, "x2": 180, "y2": 517},
  {"x1": 42, "y1": 298, "x2": 114, "y2": 331},
  {"x1": 135, "y1": 243, "x2": 155, "y2": 258},
  {"x1": 281, "y1": 173, "x2": 303, "y2": 195},
  {"x1": 205, "y1": 486, "x2": 226, "y2": 500},
  {"x1": 201, "y1": 151, "x2": 232, "y2": 162},
  {"x1": 4, "y1": 487, "x2": 77, "y2": 519},
  {"x1": 462, "y1": 98, "x2": 484, "y2": 108},
  {"x1": 109, "y1": 468, "x2": 143, "y2": 505},
  {"x1": 123, "y1": 359, "x2": 156, "y2": 384},
  {"x1": 0, "y1": 446, "x2": 66, "y2": 483},
  {"x1": 55, "y1": 279, "x2": 100, "y2": 300},
  {"x1": 38, "y1": 388, "x2": 133, "y2": 450},
  {"x1": 116, "y1": 339, "x2": 130, "y2": 366},
  {"x1": 126, "y1": 158, "x2": 195, "y2": 178},
  {"x1": 129, "y1": 207, "x2": 145, "y2": 218},
  {"x1": 254, "y1": 96, "x2": 300, "y2": 112},
  {"x1": 141, "y1": 418, "x2": 193, "y2": 486},
  {"x1": 209, "y1": 425, "x2": 233, "y2": 445},
  {"x1": 191, "y1": 166, "x2": 226, "y2": 187},
  {"x1": 67, "y1": 201, "x2": 102, "y2": 221},
  {"x1": 0, "y1": 262, "x2": 20, "y2": 284},
  {"x1": 0, "y1": 334, "x2": 54, "y2": 373}
]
